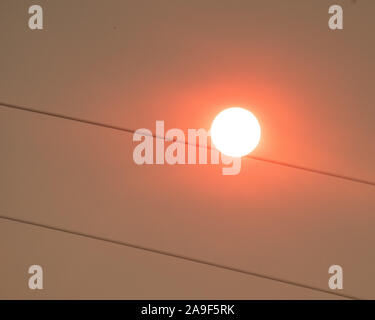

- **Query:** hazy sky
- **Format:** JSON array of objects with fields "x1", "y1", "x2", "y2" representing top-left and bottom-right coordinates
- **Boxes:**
[{"x1": 1, "y1": 0, "x2": 374, "y2": 299}]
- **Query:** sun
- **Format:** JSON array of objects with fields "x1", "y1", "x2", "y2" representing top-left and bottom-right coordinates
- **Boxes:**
[{"x1": 210, "y1": 107, "x2": 261, "y2": 157}]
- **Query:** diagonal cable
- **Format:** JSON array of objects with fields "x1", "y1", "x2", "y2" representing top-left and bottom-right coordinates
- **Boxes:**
[
  {"x1": 1, "y1": 101, "x2": 374, "y2": 186},
  {"x1": 0, "y1": 101, "x2": 369, "y2": 299},
  {"x1": 0, "y1": 214, "x2": 362, "y2": 300}
]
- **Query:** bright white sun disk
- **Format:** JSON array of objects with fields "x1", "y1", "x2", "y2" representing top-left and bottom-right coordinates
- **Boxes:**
[{"x1": 210, "y1": 107, "x2": 261, "y2": 157}]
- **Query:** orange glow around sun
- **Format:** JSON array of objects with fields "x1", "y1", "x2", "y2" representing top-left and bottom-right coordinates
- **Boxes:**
[{"x1": 210, "y1": 107, "x2": 261, "y2": 157}]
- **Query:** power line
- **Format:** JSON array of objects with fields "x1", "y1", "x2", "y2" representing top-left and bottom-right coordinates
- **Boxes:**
[
  {"x1": 1, "y1": 101, "x2": 374, "y2": 187},
  {"x1": 0, "y1": 214, "x2": 361, "y2": 300},
  {"x1": 0, "y1": 101, "x2": 368, "y2": 299},
  {"x1": 246, "y1": 156, "x2": 375, "y2": 186},
  {"x1": 0, "y1": 102, "x2": 135, "y2": 134}
]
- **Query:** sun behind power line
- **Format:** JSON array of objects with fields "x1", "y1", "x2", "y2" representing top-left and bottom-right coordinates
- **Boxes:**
[{"x1": 210, "y1": 107, "x2": 261, "y2": 158}]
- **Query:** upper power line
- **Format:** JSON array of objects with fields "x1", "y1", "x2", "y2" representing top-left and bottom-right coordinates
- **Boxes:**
[{"x1": 1, "y1": 101, "x2": 374, "y2": 187}]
